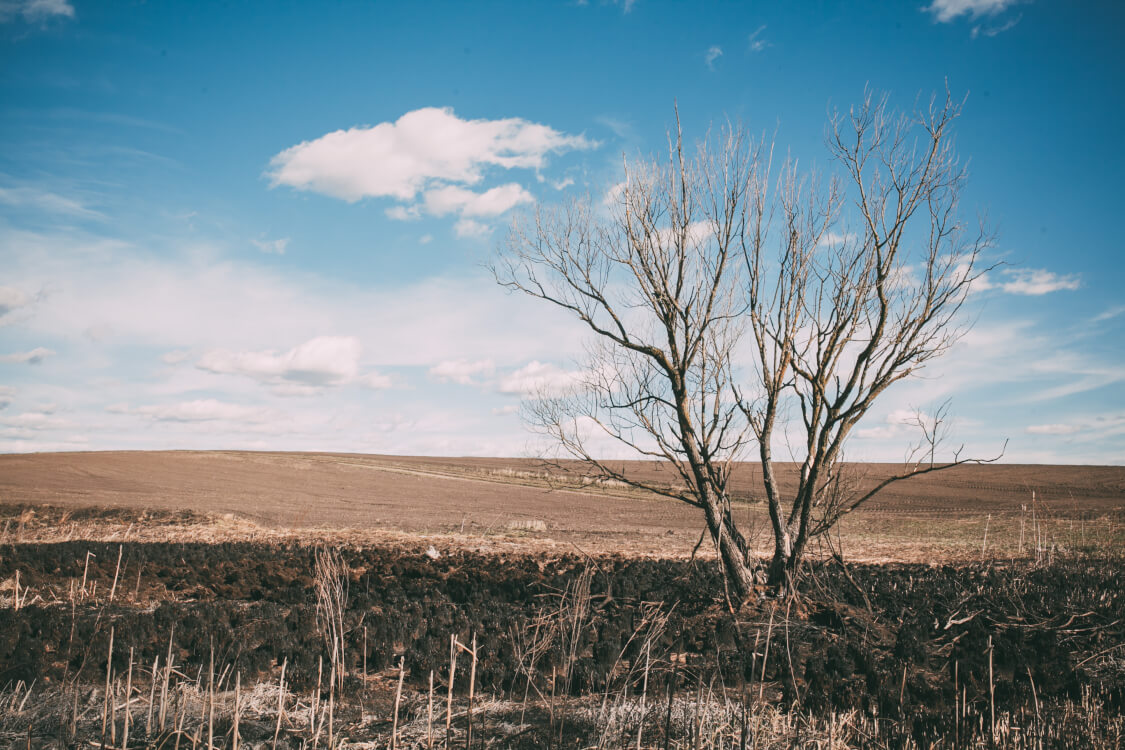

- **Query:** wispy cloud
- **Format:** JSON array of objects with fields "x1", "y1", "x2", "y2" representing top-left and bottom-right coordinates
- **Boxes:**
[
  {"x1": 998, "y1": 269, "x2": 1080, "y2": 295},
  {"x1": 0, "y1": 346, "x2": 54, "y2": 364},
  {"x1": 975, "y1": 268, "x2": 1081, "y2": 295},
  {"x1": 748, "y1": 25, "x2": 770, "y2": 52},
  {"x1": 705, "y1": 45, "x2": 723, "y2": 70},
  {"x1": 0, "y1": 286, "x2": 32, "y2": 323},
  {"x1": 251, "y1": 237, "x2": 290, "y2": 254},
  {"x1": 972, "y1": 14, "x2": 1021, "y2": 38},
  {"x1": 924, "y1": 0, "x2": 1018, "y2": 24},
  {"x1": 110, "y1": 399, "x2": 273, "y2": 423},
  {"x1": 0, "y1": 185, "x2": 103, "y2": 220},
  {"x1": 1091, "y1": 305, "x2": 1125, "y2": 324},
  {"x1": 454, "y1": 218, "x2": 491, "y2": 239},
  {"x1": 0, "y1": 0, "x2": 74, "y2": 24},
  {"x1": 429, "y1": 358, "x2": 495, "y2": 385},
  {"x1": 497, "y1": 360, "x2": 586, "y2": 397},
  {"x1": 1025, "y1": 423, "x2": 1082, "y2": 436}
]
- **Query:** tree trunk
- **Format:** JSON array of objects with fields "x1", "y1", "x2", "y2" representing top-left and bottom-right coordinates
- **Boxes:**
[
  {"x1": 766, "y1": 549, "x2": 791, "y2": 593},
  {"x1": 704, "y1": 501, "x2": 759, "y2": 603}
]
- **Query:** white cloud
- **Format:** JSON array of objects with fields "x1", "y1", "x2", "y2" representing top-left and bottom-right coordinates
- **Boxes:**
[
  {"x1": 552, "y1": 177, "x2": 574, "y2": 190},
  {"x1": 0, "y1": 286, "x2": 32, "y2": 321},
  {"x1": 817, "y1": 232, "x2": 855, "y2": 249},
  {"x1": 251, "y1": 237, "x2": 289, "y2": 254},
  {"x1": 748, "y1": 25, "x2": 770, "y2": 52},
  {"x1": 386, "y1": 205, "x2": 421, "y2": 221},
  {"x1": 498, "y1": 360, "x2": 586, "y2": 396},
  {"x1": 119, "y1": 399, "x2": 272, "y2": 423},
  {"x1": 602, "y1": 182, "x2": 626, "y2": 209},
  {"x1": 197, "y1": 336, "x2": 364, "y2": 387},
  {"x1": 356, "y1": 371, "x2": 393, "y2": 390},
  {"x1": 0, "y1": 385, "x2": 14, "y2": 410},
  {"x1": 2, "y1": 224, "x2": 585, "y2": 369},
  {"x1": 705, "y1": 46, "x2": 723, "y2": 70},
  {"x1": 491, "y1": 404, "x2": 519, "y2": 416},
  {"x1": 419, "y1": 234, "x2": 433, "y2": 245},
  {"x1": 430, "y1": 358, "x2": 495, "y2": 385},
  {"x1": 1092, "y1": 305, "x2": 1125, "y2": 324},
  {"x1": 0, "y1": 0, "x2": 74, "y2": 23},
  {"x1": 0, "y1": 346, "x2": 54, "y2": 364},
  {"x1": 161, "y1": 349, "x2": 191, "y2": 365},
  {"x1": 0, "y1": 185, "x2": 100, "y2": 218},
  {"x1": 925, "y1": 0, "x2": 1017, "y2": 23},
  {"x1": 0, "y1": 409, "x2": 73, "y2": 430},
  {"x1": 454, "y1": 218, "x2": 490, "y2": 239},
  {"x1": 972, "y1": 14, "x2": 1021, "y2": 38},
  {"x1": 998, "y1": 269, "x2": 1080, "y2": 295},
  {"x1": 421, "y1": 183, "x2": 534, "y2": 218},
  {"x1": 1026, "y1": 423, "x2": 1083, "y2": 436},
  {"x1": 973, "y1": 268, "x2": 1081, "y2": 295},
  {"x1": 268, "y1": 107, "x2": 595, "y2": 203}
]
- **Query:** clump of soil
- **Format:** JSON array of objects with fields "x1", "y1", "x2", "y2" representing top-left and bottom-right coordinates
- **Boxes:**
[{"x1": 2, "y1": 538, "x2": 1121, "y2": 746}]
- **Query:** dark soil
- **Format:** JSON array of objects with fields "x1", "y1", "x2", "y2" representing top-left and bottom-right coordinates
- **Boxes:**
[{"x1": 2, "y1": 539, "x2": 1122, "y2": 746}]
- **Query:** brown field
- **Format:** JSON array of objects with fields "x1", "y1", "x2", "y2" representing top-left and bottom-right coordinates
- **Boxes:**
[
  {"x1": 1, "y1": 450, "x2": 1122, "y2": 561},
  {"x1": 2, "y1": 451, "x2": 1124, "y2": 747}
]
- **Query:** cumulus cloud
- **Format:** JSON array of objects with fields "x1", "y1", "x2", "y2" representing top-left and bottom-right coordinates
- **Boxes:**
[
  {"x1": 924, "y1": 0, "x2": 1017, "y2": 23},
  {"x1": 268, "y1": 107, "x2": 594, "y2": 203},
  {"x1": 498, "y1": 360, "x2": 586, "y2": 396},
  {"x1": 0, "y1": 0, "x2": 74, "y2": 23},
  {"x1": 429, "y1": 358, "x2": 495, "y2": 385},
  {"x1": 0, "y1": 347, "x2": 54, "y2": 364},
  {"x1": 197, "y1": 335, "x2": 367, "y2": 387},
  {"x1": 422, "y1": 183, "x2": 535, "y2": 218},
  {"x1": 0, "y1": 385, "x2": 14, "y2": 410}
]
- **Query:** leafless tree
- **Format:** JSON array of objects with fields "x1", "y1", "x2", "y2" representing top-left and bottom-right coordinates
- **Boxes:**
[
  {"x1": 496, "y1": 90, "x2": 1000, "y2": 600},
  {"x1": 742, "y1": 89, "x2": 1002, "y2": 590},
  {"x1": 495, "y1": 116, "x2": 764, "y2": 600},
  {"x1": 908, "y1": 397, "x2": 955, "y2": 469}
]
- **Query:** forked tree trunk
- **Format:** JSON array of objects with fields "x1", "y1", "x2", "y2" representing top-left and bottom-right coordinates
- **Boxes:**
[{"x1": 703, "y1": 502, "x2": 760, "y2": 603}]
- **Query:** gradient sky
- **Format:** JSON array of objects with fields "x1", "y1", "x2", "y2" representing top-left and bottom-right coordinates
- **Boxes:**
[{"x1": 1, "y1": 0, "x2": 1122, "y2": 463}]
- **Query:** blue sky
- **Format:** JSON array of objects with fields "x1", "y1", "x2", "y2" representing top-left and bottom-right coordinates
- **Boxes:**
[{"x1": 1, "y1": 0, "x2": 1122, "y2": 463}]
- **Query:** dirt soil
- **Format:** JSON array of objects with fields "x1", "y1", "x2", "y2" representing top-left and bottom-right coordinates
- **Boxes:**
[
  {"x1": 1, "y1": 540, "x2": 1122, "y2": 746},
  {"x1": 1, "y1": 451, "x2": 1122, "y2": 560}
]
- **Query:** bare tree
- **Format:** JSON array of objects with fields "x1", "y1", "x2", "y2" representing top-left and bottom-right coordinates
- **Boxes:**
[
  {"x1": 742, "y1": 89, "x2": 1000, "y2": 590},
  {"x1": 495, "y1": 117, "x2": 764, "y2": 600},
  {"x1": 496, "y1": 90, "x2": 999, "y2": 600}
]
